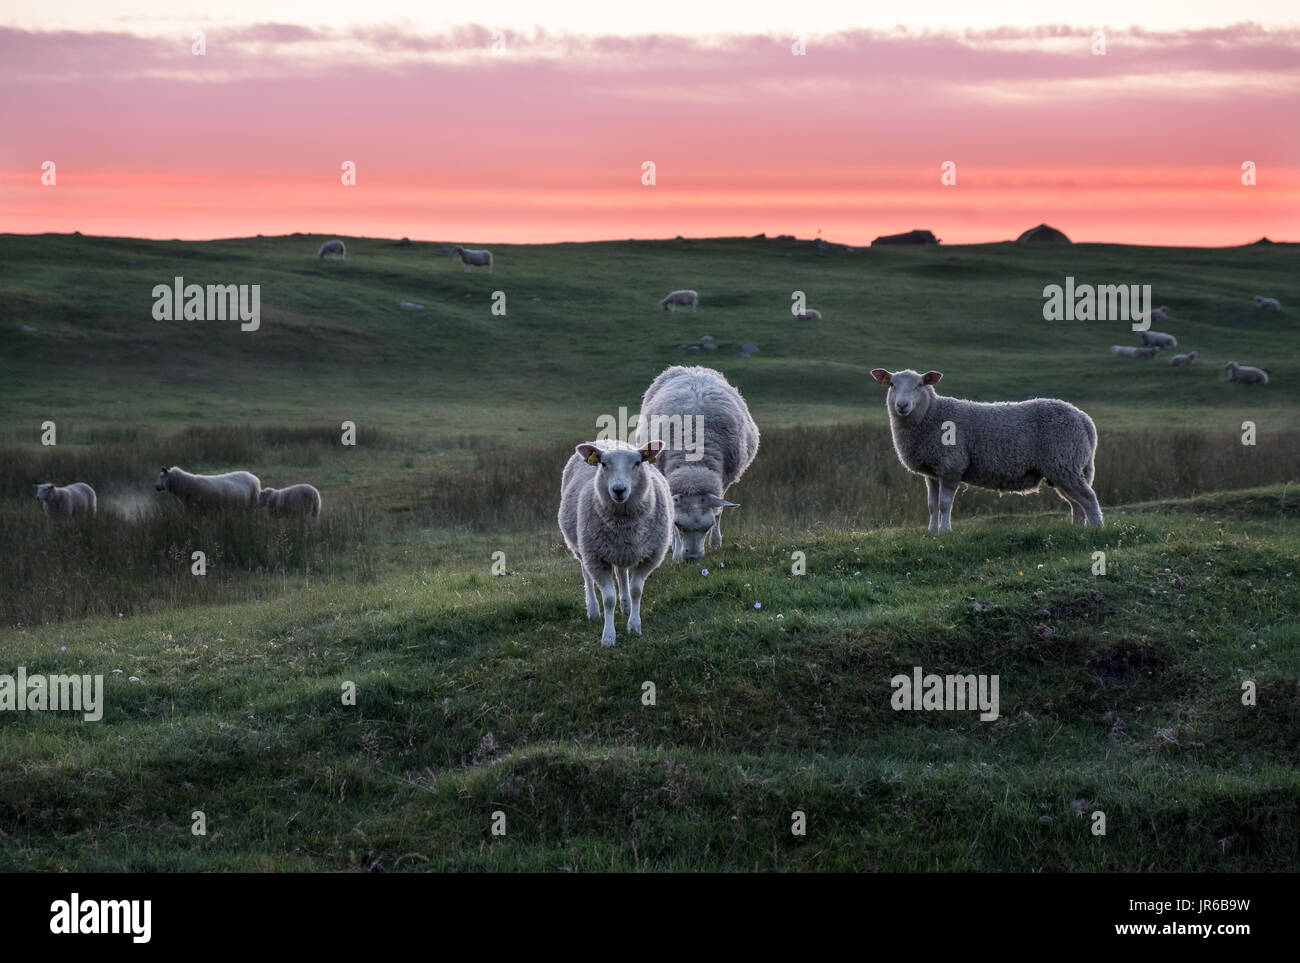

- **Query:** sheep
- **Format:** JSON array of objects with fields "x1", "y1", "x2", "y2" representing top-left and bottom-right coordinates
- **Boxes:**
[
  {"x1": 1224, "y1": 361, "x2": 1269, "y2": 384},
  {"x1": 636, "y1": 365, "x2": 760, "y2": 560},
  {"x1": 1139, "y1": 330, "x2": 1177, "y2": 349},
  {"x1": 1149, "y1": 305, "x2": 1169, "y2": 322},
  {"x1": 1169, "y1": 351, "x2": 1199, "y2": 367},
  {"x1": 35, "y1": 482, "x2": 96, "y2": 517},
  {"x1": 317, "y1": 239, "x2": 346, "y2": 260},
  {"x1": 558, "y1": 439, "x2": 673, "y2": 647},
  {"x1": 1111, "y1": 345, "x2": 1160, "y2": 359},
  {"x1": 795, "y1": 309, "x2": 822, "y2": 321},
  {"x1": 453, "y1": 246, "x2": 493, "y2": 272},
  {"x1": 259, "y1": 484, "x2": 322, "y2": 518},
  {"x1": 1254, "y1": 295, "x2": 1281, "y2": 311},
  {"x1": 659, "y1": 290, "x2": 699, "y2": 312},
  {"x1": 155, "y1": 466, "x2": 260, "y2": 510},
  {"x1": 870, "y1": 367, "x2": 1103, "y2": 531}
]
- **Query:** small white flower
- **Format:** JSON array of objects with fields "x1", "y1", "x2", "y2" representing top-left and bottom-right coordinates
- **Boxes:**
[
  {"x1": 754, "y1": 602, "x2": 762, "y2": 610},
  {"x1": 129, "y1": 676, "x2": 140, "y2": 683},
  {"x1": 701, "y1": 568, "x2": 709, "y2": 576}
]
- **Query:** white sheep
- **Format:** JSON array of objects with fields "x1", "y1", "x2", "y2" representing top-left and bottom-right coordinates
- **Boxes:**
[
  {"x1": 317, "y1": 239, "x2": 346, "y2": 260},
  {"x1": 259, "y1": 484, "x2": 322, "y2": 518},
  {"x1": 35, "y1": 482, "x2": 96, "y2": 517},
  {"x1": 453, "y1": 246, "x2": 493, "y2": 272},
  {"x1": 870, "y1": 367, "x2": 1103, "y2": 531},
  {"x1": 1224, "y1": 361, "x2": 1269, "y2": 384},
  {"x1": 1149, "y1": 305, "x2": 1169, "y2": 323},
  {"x1": 795, "y1": 309, "x2": 822, "y2": 321},
  {"x1": 155, "y1": 466, "x2": 260, "y2": 510},
  {"x1": 1111, "y1": 345, "x2": 1160, "y2": 359},
  {"x1": 660, "y1": 290, "x2": 699, "y2": 312},
  {"x1": 1169, "y1": 351, "x2": 1199, "y2": 367},
  {"x1": 1139, "y1": 330, "x2": 1177, "y2": 349},
  {"x1": 636, "y1": 365, "x2": 760, "y2": 560},
  {"x1": 558, "y1": 440, "x2": 673, "y2": 646},
  {"x1": 1254, "y1": 295, "x2": 1281, "y2": 311}
]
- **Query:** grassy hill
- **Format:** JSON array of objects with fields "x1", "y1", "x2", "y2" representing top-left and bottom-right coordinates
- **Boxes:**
[{"x1": 1, "y1": 234, "x2": 1297, "y2": 871}]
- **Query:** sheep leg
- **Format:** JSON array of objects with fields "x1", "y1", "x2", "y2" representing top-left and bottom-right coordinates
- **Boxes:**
[
  {"x1": 937, "y1": 482, "x2": 957, "y2": 532},
  {"x1": 671, "y1": 527, "x2": 685, "y2": 562},
  {"x1": 591, "y1": 565, "x2": 618, "y2": 646},
  {"x1": 619, "y1": 567, "x2": 633, "y2": 614},
  {"x1": 924, "y1": 476, "x2": 941, "y2": 531},
  {"x1": 627, "y1": 563, "x2": 654, "y2": 636},
  {"x1": 708, "y1": 514, "x2": 722, "y2": 549},
  {"x1": 582, "y1": 568, "x2": 601, "y2": 619}
]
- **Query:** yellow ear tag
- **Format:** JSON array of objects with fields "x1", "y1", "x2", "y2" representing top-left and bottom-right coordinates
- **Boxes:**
[
  {"x1": 585, "y1": 452, "x2": 601, "y2": 466},
  {"x1": 882, "y1": 375, "x2": 891, "y2": 386}
]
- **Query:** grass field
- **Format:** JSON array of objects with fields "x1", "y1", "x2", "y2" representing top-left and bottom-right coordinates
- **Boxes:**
[{"x1": 1, "y1": 233, "x2": 1297, "y2": 871}]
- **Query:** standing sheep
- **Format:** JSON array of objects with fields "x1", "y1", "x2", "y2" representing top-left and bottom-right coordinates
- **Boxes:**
[
  {"x1": 1169, "y1": 351, "x2": 1199, "y2": 367},
  {"x1": 869, "y1": 368, "x2": 1103, "y2": 531},
  {"x1": 156, "y1": 466, "x2": 261, "y2": 510},
  {"x1": 1139, "y1": 330, "x2": 1177, "y2": 349},
  {"x1": 660, "y1": 290, "x2": 699, "y2": 312},
  {"x1": 317, "y1": 239, "x2": 346, "y2": 260},
  {"x1": 1253, "y1": 295, "x2": 1281, "y2": 311},
  {"x1": 636, "y1": 365, "x2": 760, "y2": 559},
  {"x1": 1149, "y1": 306, "x2": 1169, "y2": 323},
  {"x1": 259, "y1": 484, "x2": 322, "y2": 518},
  {"x1": 453, "y1": 246, "x2": 493, "y2": 272},
  {"x1": 35, "y1": 482, "x2": 96, "y2": 517},
  {"x1": 1224, "y1": 361, "x2": 1269, "y2": 384},
  {"x1": 1111, "y1": 345, "x2": 1160, "y2": 359},
  {"x1": 558, "y1": 440, "x2": 673, "y2": 647}
]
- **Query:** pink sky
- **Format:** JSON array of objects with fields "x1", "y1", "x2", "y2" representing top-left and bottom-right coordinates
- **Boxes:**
[{"x1": 2, "y1": 23, "x2": 1297, "y2": 245}]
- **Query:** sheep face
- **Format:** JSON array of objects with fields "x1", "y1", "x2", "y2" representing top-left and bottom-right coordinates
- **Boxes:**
[
  {"x1": 577, "y1": 441, "x2": 664, "y2": 507},
  {"x1": 257, "y1": 488, "x2": 276, "y2": 506},
  {"x1": 671, "y1": 492, "x2": 738, "y2": 560},
  {"x1": 155, "y1": 468, "x2": 170, "y2": 492},
  {"x1": 35, "y1": 483, "x2": 54, "y2": 502},
  {"x1": 872, "y1": 368, "x2": 942, "y2": 420}
]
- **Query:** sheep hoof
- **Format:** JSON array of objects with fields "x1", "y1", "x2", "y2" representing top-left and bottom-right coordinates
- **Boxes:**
[
  {"x1": 601, "y1": 632, "x2": 617, "y2": 647},
  {"x1": 628, "y1": 617, "x2": 642, "y2": 636}
]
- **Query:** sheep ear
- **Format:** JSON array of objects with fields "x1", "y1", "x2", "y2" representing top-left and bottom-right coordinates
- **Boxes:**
[
  {"x1": 577, "y1": 444, "x2": 602, "y2": 466},
  {"x1": 922, "y1": 371, "x2": 943, "y2": 385},
  {"x1": 708, "y1": 495, "x2": 739, "y2": 509},
  {"x1": 640, "y1": 440, "x2": 664, "y2": 463},
  {"x1": 870, "y1": 368, "x2": 891, "y2": 386}
]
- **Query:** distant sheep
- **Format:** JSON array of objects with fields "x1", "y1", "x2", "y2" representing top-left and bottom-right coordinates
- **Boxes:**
[
  {"x1": 1140, "y1": 330, "x2": 1177, "y2": 348},
  {"x1": 1224, "y1": 361, "x2": 1269, "y2": 384},
  {"x1": 558, "y1": 440, "x2": 673, "y2": 647},
  {"x1": 1254, "y1": 295, "x2": 1281, "y2": 311},
  {"x1": 636, "y1": 365, "x2": 760, "y2": 559},
  {"x1": 259, "y1": 484, "x2": 322, "y2": 518},
  {"x1": 870, "y1": 367, "x2": 1103, "y2": 531},
  {"x1": 1149, "y1": 306, "x2": 1169, "y2": 323},
  {"x1": 660, "y1": 290, "x2": 699, "y2": 312},
  {"x1": 453, "y1": 246, "x2": 493, "y2": 272},
  {"x1": 317, "y1": 239, "x2": 346, "y2": 260},
  {"x1": 795, "y1": 309, "x2": 822, "y2": 321},
  {"x1": 156, "y1": 466, "x2": 260, "y2": 510},
  {"x1": 1169, "y1": 351, "x2": 1199, "y2": 367},
  {"x1": 1111, "y1": 345, "x2": 1160, "y2": 359},
  {"x1": 35, "y1": 482, "x2": 96, "y2": 517}
]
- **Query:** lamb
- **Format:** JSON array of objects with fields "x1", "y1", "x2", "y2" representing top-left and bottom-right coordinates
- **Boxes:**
[
  {"x1": 870, "y1": 367, "x2": 1103, "y2": 531},
  {"x1": 259, "y1": 484, "x2": 322, "y2": 518},
  {"x1": 1169, "y1": 351, "x2": 1199, "y2": 367},
  {"x1": 1149, "y1": 306, "x2": 1169, "y2": 323},
  {"x1": 659, "y1": 290, "x2": 699, "y2": 312},
  {"x1": 155, "y1": 466, "x2": 260, "y2": 510},
  {"x1": 1139, "y1": 330, "x2": 1177, "y2": 348},
  {"x1": 558, "y1": 439, "x2": 673, "y2": 646},
  {"x1": 795, "y1": 309, "x2": 822, "y2": 321},
  {"x1": 453, "y1": 246, "x2": 493, "y2": 272},
  {"x1": 35, "y1": 482, "x2": 96, "y2": 517},
  {"x1": 1111, "y1": 345, "x2": 1160, "y2": 359},
  {"x1": 636, "y1": 365, "x2": 760, "y2": 559},
  {"x1": 1224, "y1": 361, "x2": 1269, "y2": 384},
  {"x1": 317, "y1": 239, "x2": 346, "y2": 260},
  {"x1": 1254, "y1": 295, "x2": 1281, "y2": 311}
]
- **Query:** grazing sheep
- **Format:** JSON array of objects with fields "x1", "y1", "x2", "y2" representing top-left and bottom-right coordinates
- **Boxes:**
[
  {"x1": 259, "y1": 484, "x2": 322, "y2": 518},
  {"x1": 795, "y1": 309, "x2": 822, "y2": 321},
  {"x1": 35, "y1": 482, "x2": 96, "y2": 517},
  {"x1": 870, "y1": 367, "x2": 1103, "y2": 531},
  {"x1": 1254, "y1": 295, "x2": 1281, "y2": 311},
  {"x1": 1111, "y1": 345, "x2": 1160, "y2": 359},
  {"x1": 1169, "y1": 351, "x2": 1199, "y2": 367},
  {"x1": 636, "y1": 365, "x2": 760, "y2": 560},
  {"x1": 660, "y1": 290, "x2": 699, "y2": 312},
  {"x1": 317, "y1": 239, "x2": 346, "y2": 260},
  {"x1": 558, "y1": 440, "x2": 673, "y2": 647},
  {"x1": 1224, "y1": 361, "x2": 1269, "y2": 384},
  {"x1": 1140, "y1": 330, "x2": 1177, "y2": 348},
  {"x1": 1149, "y1": 305, "x2": 1169, "y2": 323},
  {"x1": 155, "y1": 466, "x2": 260, "y2": 510},
  {"x1": 453, "y1": 246, "x2": 493, "y2": 272}
]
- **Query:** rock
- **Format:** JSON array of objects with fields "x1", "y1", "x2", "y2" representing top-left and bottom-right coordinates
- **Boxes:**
[
  {"x1": 399, "y1": 301, "x2": 424, "y2": 309},
  {"x1": 20, "y1": 324, "x2": 37, "y2": 333},
  {"x1": 701, "y1": 342, "x2": 718, "y2": 351},
  {"x1": 685, "y1": 344, "x2": 701, "y2": 351},
  {"x1": 741, "y1": 343, "x2": 759, "y2": 354},
  {"x1": 1034, "y1": 625, "x2": 1056, "y2": 640},
  {"x1": 531, "y1": 297, "x2": 541, "y2": 301},
  {"x1": 814, "y1": 238, "x2": 828, "y2": 250},
  {"x1": 700, "y1": 335, "x2": 714, "y2": 341},
  {"x1": 1016, "y1": 223, "x2": 1071, "y2": 243},
  {"x1": 871, "y1": 229, "x2": 938, "y2": 246},
  {"x1": 397, "y1": 237, "x2": 412, "y2": 247}
]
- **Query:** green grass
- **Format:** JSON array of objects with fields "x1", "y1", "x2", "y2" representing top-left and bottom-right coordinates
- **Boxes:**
[{"x1": 1, "y1": 234, "x2": 1297, "y2": 871}]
